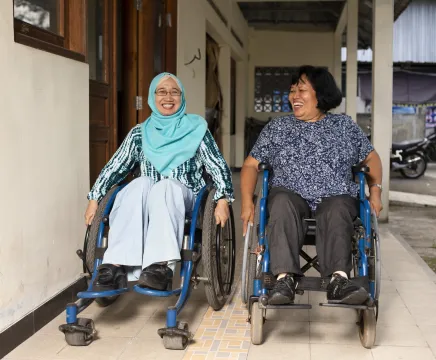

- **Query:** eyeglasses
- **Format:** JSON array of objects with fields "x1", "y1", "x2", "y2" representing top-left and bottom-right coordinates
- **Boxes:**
[{"x1": 155, "y1": 89, "x2": 182, "y2": 97}]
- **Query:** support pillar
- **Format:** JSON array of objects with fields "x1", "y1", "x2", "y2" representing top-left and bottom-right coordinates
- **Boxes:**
[
  {"x1": 333, "y1": 31, "x2": 343, "y2": 113},
  {"x1": 346, "y1": 0, "x2": 358, "y2": 121},
  {"x1": 371, "y1": 0, "x2": 394, "y2": 222},
  {"x1": 218, "y1": 44, "x2": 231, "y2": 164}
]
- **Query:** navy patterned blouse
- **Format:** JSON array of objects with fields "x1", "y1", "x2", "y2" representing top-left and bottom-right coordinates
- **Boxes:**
[
  {"x1": 88, "y1": 125, "x2": 234, "y2": 202},
  {"x1": 250, "y1": 113, "x2": 374, "y2": 210}
]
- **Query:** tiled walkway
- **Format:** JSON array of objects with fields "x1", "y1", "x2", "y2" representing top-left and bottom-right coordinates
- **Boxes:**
[{"x1": 4, "y1": 176, "x2": 436, "y2": 359}]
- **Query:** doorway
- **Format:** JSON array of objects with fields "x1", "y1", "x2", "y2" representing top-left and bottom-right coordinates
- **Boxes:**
[{"x1": 88, "y1": 0, "x2": 178, "y2": 186}]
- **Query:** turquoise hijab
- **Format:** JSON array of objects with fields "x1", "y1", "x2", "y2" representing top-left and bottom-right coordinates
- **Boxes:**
[{"x1": 141, "y1": 73, "x2": 208, "y2": 176}]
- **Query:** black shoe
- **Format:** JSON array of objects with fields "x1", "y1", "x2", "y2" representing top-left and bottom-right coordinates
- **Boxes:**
[
  {"x1": 327, "y1": 274, "x2": 369, "y2": 305},
  {"x1": 138, "y1": 264, "x2": 173, "y2": 290},
  {"x1": 94, "y1": 264, "x2": 127, "y2": 291},
  {"x1": 268, "y1": 274, "x2": 295, "y2": 305}
]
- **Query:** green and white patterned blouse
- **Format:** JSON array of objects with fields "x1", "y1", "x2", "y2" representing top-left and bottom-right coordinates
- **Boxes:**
[{"x1": 88, "y1": 125, "x2": 234, "y2": 203}]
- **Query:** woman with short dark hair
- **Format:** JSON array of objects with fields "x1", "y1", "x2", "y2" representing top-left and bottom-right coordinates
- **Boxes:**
[{"x1": 240, "y1": 65, "x2": 382, "y2": 306}]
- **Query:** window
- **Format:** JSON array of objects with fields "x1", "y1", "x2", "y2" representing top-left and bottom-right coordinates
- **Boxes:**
[
  {"x1": 254, "y1": 67, "x2": 298, "y2": 113},
  {"x1": 13, "y1": 0, "x2": 86, "y2": 62}
]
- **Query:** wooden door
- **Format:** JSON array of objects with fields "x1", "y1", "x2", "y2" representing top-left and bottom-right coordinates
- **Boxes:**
[
  {"x1": 120, "y1": 0, "x2": 177, "y2": 140},
  {"x1": 88, "y1": 0, "x2": 117, "y2": 186},
  {"x1": 137, "y1": 0, "x2": 178, "y2": 124},
  {"x1": 89, "y1": 0, "x2": 178, "y2": 186}
]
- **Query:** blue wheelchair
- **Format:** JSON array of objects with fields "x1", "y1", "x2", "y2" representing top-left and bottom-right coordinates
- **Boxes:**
[
  {"x1": 241, "y1": 163, "x2": 381, "y2": 348},
  {"x1": 59, "y1": 174, "x2": 236, "y2": 350}
]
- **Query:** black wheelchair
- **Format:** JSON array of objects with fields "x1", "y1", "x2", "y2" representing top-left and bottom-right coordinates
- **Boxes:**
[
  {"x1": 241, "y1": 163, "x2": 381, "y2": 348},
  {"x1": 59, "y1": 172, "x2": 236, "y2": 350}
]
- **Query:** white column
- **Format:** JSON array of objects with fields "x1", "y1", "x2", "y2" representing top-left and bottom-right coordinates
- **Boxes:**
[
  {"x1": 218, "y1": 44, "x2": 232, "y2": 164},
  {"x1": 235, "y1": 59, "x2": 248, "y2": 167},
  {"x1": 333, "y1": 32, "x2": 343, "y2": 113},
  {"x1": 372, "y1": 0, "x2": 394, "y2": 222},
  {"x1": 346, "y1": 0, "x2": 358, "y2": 121}
]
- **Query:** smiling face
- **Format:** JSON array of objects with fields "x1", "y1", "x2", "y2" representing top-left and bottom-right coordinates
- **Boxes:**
[
  {"x1": 154, "y1": 77, "x2": 182, "y2": 116},
  {"x1": 289, "y1": 74, "x2": 323, "y2": 122}
]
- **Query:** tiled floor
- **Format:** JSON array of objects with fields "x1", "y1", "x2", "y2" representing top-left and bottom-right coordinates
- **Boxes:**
[{"x1": 4, "y1": 176, "x2": 436, "y2": 359}]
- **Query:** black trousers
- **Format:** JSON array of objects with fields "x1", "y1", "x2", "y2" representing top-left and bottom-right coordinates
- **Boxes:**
[{"x1": 267, "y1": 187, "x2": 358, "y2": 278}]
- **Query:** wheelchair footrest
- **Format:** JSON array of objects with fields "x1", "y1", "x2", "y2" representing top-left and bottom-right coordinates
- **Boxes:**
[
  {"x1": 259, "y1": 303, "x2": 312, "y2": 310},
  {"x1": 133, "y1": 284, "x2": 181, "y2": 297},
  {"x1": 295, "y1": 275, "x2": 370, "y2": 293},
  {"x1": 319, "y1": 303, "x2": 373, "y2": 310},
  {"x1": 77, "y1": 288, "x2": 129, "y2": 299}
]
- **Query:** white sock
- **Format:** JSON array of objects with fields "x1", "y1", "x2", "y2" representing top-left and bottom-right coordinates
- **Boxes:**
[
  {"x1": 331, "y1": 271, "x2": 348, "y2": 282},
  {"x1": 277, "y1": 273, "x2": 288, "y2": 280}
]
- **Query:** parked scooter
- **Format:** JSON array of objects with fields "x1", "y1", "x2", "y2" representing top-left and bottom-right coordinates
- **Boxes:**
[
  {"x1": 365, "y1": 125, "x2": 429, "y2": 179},
  {"x1": 426, "y1": 129, "x2": 436, "y2": 162}
]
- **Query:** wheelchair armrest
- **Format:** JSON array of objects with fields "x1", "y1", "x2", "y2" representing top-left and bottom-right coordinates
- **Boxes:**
[
  {"x1": 258, "y1": 162, "x2": 272, "y2": 172},
  {"x1": 352, "y1": 165, "x2": 370, "y2": 174}
]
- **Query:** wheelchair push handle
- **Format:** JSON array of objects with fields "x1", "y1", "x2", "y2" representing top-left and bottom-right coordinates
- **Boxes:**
[{"x1": 258, "y1": 163, "x2": 272, "y2": 172}]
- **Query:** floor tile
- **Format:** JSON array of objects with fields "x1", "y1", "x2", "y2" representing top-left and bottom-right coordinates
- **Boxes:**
[
  {"x1": 261, "y1": 320, "x2": 310, "y2": 343},
  {"x1": 56, "y1": 337, "x2": 131, "y2": 360},
  {"x1": 418, "y1": 325, "x2": 436, "y2": 356},
  {"x1": 372, "y1": 346, "x2": 435, "y2": 360},
  {"x1": 308, "y1": 292, "x2": 358, "y2": 324},
  {"x1": 375, "y1": 325, "x2": 428, "y2": 347},
  {"x1": 380, "y1": 280, "x2": 398, "y2": 294},
  {"x1": 247, "y1": 342, "x2": 310, "y2": 360},
  {"x1": 91, "y1": 314, "x2": 149, "y2": 338},
  {"x1": 119, "y1": 338, "x2": 185, "y2": 360},
  {"x1": 4, "y1": 334, "x2": 66, "y2": 360},
  {"x1": 310, "y1": 343, "x2": 373, "y2": 360},
  {"x1": 377, "y1": 293, "x2": 415, "y2": 325},
  {"x1": 309, "y1": 322, "x2": 361, "y2": 345}
]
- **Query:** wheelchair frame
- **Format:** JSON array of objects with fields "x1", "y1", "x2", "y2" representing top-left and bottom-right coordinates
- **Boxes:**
[
  {"x1": 59, "y1": 182, "x2": 236, "y2": 350},
  {"x1": 241, "y1": 163, "x2": 381, "y2": 348}
]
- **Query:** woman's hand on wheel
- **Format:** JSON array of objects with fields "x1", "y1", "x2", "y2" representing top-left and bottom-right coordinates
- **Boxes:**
[
  {"x1": 85, "y1": 200, "x2": 98, "y2": 225},
  {"x1": 215, "y1": 199, "x2": 230, "y2": 228},
  {"x1": 369, "y1": 193, "x2": 383, "y2": 218},
  {"x1": 241, "y1": 200, "x2": 255, "y2": 236}
]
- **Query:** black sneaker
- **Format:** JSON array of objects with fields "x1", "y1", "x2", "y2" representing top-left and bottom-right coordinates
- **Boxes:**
[
  {"x1": 268, "y1": 274, "x2": 295, "y2": 305},
  {"x1": 138, "y1": 263, "x2": 173, "y2": 290},
  {"x1": 94, "y1": 264, "x2": 127, "y2": 291},
  {"x1": 327, "y1": 274, "x2": 369, "y2": 305}
]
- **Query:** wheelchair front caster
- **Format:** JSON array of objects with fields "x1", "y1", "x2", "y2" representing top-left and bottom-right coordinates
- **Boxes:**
[
  {"x1": 250, "y1": 302, "x2": 264, "y2": 345},
  {"x1": 358, "y1": 309, "x2": 376, "y2": 348},
  {"x1": 59, "y1": 318, "x2": 96, "y2": 346},
  {"x1": 158, "y1": 321, "x2": 192, "y2": 350}
]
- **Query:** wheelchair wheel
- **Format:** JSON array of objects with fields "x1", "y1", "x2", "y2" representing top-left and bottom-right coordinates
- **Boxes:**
[
  {"x1": 358, "y1": 309, "x2": 376, "y2": 348},
  {"x1": 85, "y1": 186, "x2": 120, "y2": 307},
  {"x1": 250, "y1": 302, "x2": 264, "y2": 345},
  {"x1": 202, "y1": 188, "x2": 236, "y2": 310},
  {"x1": 242, "y1": 192, "x2": 260, "y2": 307},
  {"x1": 162, "y1": 321, "x2": 190, "y2": 350},
  {"x1": 62, "y1": 318, "x2": 95, "y2": 346}
]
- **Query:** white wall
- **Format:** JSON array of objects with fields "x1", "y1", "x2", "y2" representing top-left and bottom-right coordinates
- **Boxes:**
[
  {"x1": 0, "y1": 2, "x2": 89, "y2": 331},
  {"x1": 248, "y1": 30, "x2": 335, "y2": 121},
  {"x1": 177, "y1": 0, "x2": 249, "y2": 167}
]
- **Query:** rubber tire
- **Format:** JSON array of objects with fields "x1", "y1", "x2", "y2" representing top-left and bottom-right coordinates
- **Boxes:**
[
  {"x1": 399, "y1": 153, "x2": 427, "y2": 179},
  {"x1": 86, "y1": 186, "x2": 120, "y2": 307},
  {"x1": 251, "y1": 303, "x2": 264, "y2": 345},
  {"x1": 86, "y1": 186, "x2": 120, "y2": 273},
  {"x1": 202, "y1": 188, "x2": 235, "y2": 311},
  {"x1": 64, "y1": 318, "x2": 95, "y2": 346},
  {"x1": 245, "y1": 192, "x2": 261, "y2": 308},
  {"x1": 358, "y1": 309, "x2": 377, "y2": 349}
]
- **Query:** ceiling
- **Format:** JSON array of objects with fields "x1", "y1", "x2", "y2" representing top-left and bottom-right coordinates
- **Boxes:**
[{"x1": 237, "y1": 0, "x2": 411, "y2": 48}]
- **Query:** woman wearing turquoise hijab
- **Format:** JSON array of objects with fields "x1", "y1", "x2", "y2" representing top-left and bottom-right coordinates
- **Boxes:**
[{"x1": 84, "y1": 73, "x2": 234, "y2": 291}]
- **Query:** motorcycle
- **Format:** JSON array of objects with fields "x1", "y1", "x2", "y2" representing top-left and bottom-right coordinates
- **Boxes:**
[
  {"x1": 365, "y1": 125, "x2": 429, "y2": 179},
  {"x1": 425, "y1": 129, "x2": 436, "y2": 162},
  {"x1": 390, "y1": 138, "x2": 429, "y2": 179}
]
